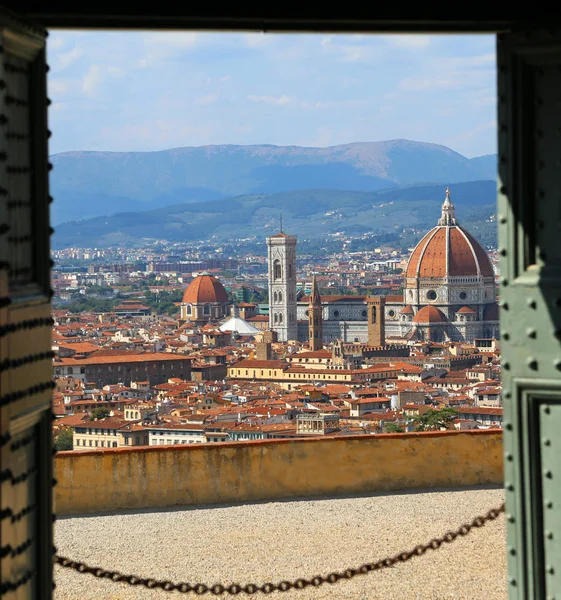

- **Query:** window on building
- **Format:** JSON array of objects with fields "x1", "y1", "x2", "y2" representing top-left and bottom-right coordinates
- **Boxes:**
[{"x1": 273, "y1": 260, "x2": 282, "y2": 280}]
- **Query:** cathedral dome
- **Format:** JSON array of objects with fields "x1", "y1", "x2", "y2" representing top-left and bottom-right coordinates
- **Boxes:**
[
  {"x1": 182, "y1": 274, "x2": 229, "y2": 304},
  {"x1": 405, "y1": 189, "x2": 494, "y2": 280},
  {"x1": 413, "y1": 305, "x2": 448, "y2": 324}
]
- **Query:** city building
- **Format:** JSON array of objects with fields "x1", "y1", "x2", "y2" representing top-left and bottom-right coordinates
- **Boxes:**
[
  {"x1": 53, "y1": 352, "x2": 193, "y2": 387},
  {"x1": 179, "y1": 273, "x2": 230, "y2": 323},
  {"x1": 266, "y1": 230, "x2": 298, "y2": 342},
  {"x1": 268, "y1": 189, "x2": 499, "y2": 344}
]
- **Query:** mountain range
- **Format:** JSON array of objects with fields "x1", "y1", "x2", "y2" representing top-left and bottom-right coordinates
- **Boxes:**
[
  {"x1": 50, "y1": 139, "x2": 497, "y2": 225},
  {"x1": 52, "y1": 180, "x2": 497, "y2": 250}
]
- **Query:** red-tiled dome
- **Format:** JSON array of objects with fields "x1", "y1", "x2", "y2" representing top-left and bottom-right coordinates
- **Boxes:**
[
  {"x1": 456, "y1": 306, "x2": 476, "y2": 314},
  {"x1": 405, "y1": 189, "x2": 494, "y2": 280},
  {"x1": 413, "y1": 306, "x2": 448, "y2": 324},
  {"x1": 400, "y1": 305, "x2": 414, "y2": 314},
  {"x1": 182, "y1": 275, "x2": 228, "y2": 304},
  {"x1": 405, "y1": 226, "x2": 494, "y2": 279}
]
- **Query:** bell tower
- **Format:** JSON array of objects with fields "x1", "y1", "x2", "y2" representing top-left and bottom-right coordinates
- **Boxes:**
[
  {"x1": 266, "y1": 228, "x2": 297, "y2": 342},
  {"x1": 308, "y1": 275, "x2": 323, "y2": 351},
  {"x1": 367, "y1": 296, "x2": 386, "y2": 347}
]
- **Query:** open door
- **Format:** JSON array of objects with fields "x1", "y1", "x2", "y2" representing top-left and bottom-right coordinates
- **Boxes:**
[
  {"x1": 0, "y1": 10, "x2": 53, "y2": 600},
  {"x1": 498, "y1": 29, "x2": 561, "y2": 600}
]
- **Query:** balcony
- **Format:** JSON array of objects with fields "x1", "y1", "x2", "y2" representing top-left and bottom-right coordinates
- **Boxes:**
[{"x1": 53, "y1": 431, "x2": 505, "y2": 599}]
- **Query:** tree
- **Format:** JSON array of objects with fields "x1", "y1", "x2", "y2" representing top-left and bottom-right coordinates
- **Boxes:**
[
  {"x1": 383, "y1": 422, "x2": 404, "y2": 434},
  {"x1": 413, "y1": 407, "x2": 458, "y2": 432},
  {"x1": 90, "y1": 407, "x2": 110, "y2": 421},
  {"x1": 55, "y1": 428, "x2": 74, "y2": 451}
]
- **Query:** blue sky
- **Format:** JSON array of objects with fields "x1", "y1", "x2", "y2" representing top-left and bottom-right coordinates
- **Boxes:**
[{"x1": 47, "y1": 31, "x2": 496, "y2": 158}]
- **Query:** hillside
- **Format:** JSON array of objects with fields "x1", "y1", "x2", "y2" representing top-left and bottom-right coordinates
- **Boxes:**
[
  {"x1": 52, "y1": 180, "x2": 497, "y2": 249},
  {"x1": 49, "y1": 140, "x2": 497, "y2": 224}
]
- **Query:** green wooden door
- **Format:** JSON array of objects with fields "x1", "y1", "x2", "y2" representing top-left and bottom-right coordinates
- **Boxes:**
[
  {"x1": 498, "y1": 29, "x2": 561, "y2": 599},
  {"x1": 0, "y1": 11, "x2": 53, "y2": 600}
]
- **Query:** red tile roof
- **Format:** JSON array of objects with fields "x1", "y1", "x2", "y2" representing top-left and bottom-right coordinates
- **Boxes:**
[{"x1": 182, "y1": 274, "x2": 228, "y2": 304}]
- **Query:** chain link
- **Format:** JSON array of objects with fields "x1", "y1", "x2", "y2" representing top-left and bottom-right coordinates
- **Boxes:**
[{"x1": 54, "y1": 502, "x2": 504, "y2": 595}]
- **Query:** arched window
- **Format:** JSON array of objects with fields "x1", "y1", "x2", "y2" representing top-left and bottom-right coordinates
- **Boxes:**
[
  {"x1": 273, "y1": 291, "x2": 278, "y2": 303},
  {"x1": 67, "y1": 367, "x2": 73, "y2": 375},
  {"x1": 288, "y1": 264, "x2": 293, "y2": 278},
  {"x1": 278, "y1": 291, "x2": 283, "y2": 302},
  {"x1": 203, "y1": 304, "x2": 210, "y2": 315},
  {"x1": 371, "y1": 306, "x2": 377, "y2": 324},
  {"x1": 186, "y1": 304, "x2": 192, "y2": 315},
  {"x1": 274, "y1": 313, "x2": 278, "y2": 324},
  {"x1": 273, "y1": 260, "x2": 282, "y2": 280},
  {"x1": 279, "y1": 313, "x2": 283, "y2": 324}
]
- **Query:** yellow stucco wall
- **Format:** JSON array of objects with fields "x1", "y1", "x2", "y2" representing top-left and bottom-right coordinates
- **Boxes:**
[{"x1": 54, "y1": 430, "x2": 503, "y2": 516}]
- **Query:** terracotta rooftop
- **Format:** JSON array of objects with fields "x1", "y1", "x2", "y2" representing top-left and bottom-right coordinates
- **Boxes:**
[{"x1": 413, "y1": 306, "x2": 448, "y2": 324}]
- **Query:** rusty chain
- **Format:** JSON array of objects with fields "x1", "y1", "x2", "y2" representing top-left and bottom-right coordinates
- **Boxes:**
[{"x1": 54, "y1": 502, "x2": 505, "y2": 595}]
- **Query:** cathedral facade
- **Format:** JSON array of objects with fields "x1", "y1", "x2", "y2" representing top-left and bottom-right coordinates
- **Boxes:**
[{"x1": 267, "y1": 189, "x2": 500, "y2": 345}]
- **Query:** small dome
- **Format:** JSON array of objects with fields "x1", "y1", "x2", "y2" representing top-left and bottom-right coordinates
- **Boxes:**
[
  {"x1": 400, "y1": 305, "x2": 414, "y2": 314},
  {"x1": 456, "y1": 306, "x2": 476, "y2": 314},
  {"x1": 182, "y1": 274, "x2": 229, "y2": 304},
  {"x1": 413, "y1": 305, "x2": 448, "y2": 324}
]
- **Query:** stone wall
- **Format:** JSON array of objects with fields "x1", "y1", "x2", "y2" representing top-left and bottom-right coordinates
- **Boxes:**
[{"x1": 55, "y1": 430, "x2": 503, "y2": 516}]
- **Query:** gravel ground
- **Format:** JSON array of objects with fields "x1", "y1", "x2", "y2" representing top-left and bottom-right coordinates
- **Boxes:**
[{"x1": 54, "y1": 486, "x2": 506, "y2": 600}]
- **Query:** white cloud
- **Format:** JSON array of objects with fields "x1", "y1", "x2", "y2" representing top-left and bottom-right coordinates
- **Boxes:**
[
  {"x1": 48, "y1": 37, "x2": 65, "y2": 50},
  {"x1": 48, "y1": 79, "x2": 70, "y2": 97},
  {"x1": 385, "y1": 34, "x2": 431, "y2": 49},
  {"x1": 195, "y1": 92, "x2": 219, "y2": 105},
  {"x1": 341, "y1": 47, "x2": 365, "y2": 62},
  {"x1": 82, "y1": 65, "x2": 124, "y2": 97},
  {"x1": 136, "y1": 32, "x2": 199, "y2": 68},
  {"x1": 247, "y1": 95, "x2": 293, "y2": 105},
  {"x1": 82, "y1": 65, "x2": 104, "y2": 96},
  {"x1": 53, "y1": 47, "x2": 83, "y2": 71}
]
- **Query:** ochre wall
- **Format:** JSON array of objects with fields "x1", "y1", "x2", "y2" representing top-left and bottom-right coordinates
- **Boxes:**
[{"x1": 54, "y1": 430, "x2": 503, "y2": 516}]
